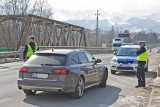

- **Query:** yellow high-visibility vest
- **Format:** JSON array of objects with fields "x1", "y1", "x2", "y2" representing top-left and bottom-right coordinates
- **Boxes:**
[
  {"x1": 136, "y1": 46, "x2": 148, "y2": 61},
  {"x1": 26, "y1": 43, "x2": 38, "y2": 57}
]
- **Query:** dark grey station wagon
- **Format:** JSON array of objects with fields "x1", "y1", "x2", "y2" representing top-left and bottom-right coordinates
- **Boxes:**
[{"x1": 18, "y1": 49, "x2": 108, "y2": 98}]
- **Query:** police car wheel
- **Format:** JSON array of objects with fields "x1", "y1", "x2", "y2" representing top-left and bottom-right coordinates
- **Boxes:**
[{"x1": 111, "y1": 70, "x2": 116, "y2": 74}]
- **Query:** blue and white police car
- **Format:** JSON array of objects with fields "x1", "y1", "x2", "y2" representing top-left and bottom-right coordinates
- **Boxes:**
[{"x1": 110, "y1": 45, "x2": 148, "y2": 74}]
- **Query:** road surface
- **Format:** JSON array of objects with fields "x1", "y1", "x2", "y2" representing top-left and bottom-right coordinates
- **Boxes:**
[{"x1": 0, "y1": 53, "x2": 157, "y2": 107}]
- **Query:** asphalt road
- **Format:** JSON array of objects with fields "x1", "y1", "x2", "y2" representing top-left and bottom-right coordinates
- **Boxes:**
[{"x1": 0, "y1": 54, "x2": 157, "y2": 107}]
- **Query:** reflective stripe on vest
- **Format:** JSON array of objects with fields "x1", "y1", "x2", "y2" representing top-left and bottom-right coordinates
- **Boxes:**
[
  {"x1": 26, "y1": 43, "x2": 38, "y2": 57},
  {"x1": 136, "y1": 46, "x2": 148, "y2": 61}
]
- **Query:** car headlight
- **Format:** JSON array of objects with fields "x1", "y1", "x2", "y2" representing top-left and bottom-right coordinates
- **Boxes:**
[{"x1": 111, "y1": 59, "x2": 117, "y2": 63}]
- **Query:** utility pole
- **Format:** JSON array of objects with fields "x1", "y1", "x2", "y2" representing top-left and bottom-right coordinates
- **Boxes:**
[{"x1": 95, "y1": 10, "x2": 100, "y2": 47}]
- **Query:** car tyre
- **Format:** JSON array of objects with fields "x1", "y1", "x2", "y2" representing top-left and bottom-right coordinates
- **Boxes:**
[
  {"x1": 111, "y1": 70, "x2": 116, "y2": 74},
  {"x1": 23, "y1": 89, "x2": 36, "y2": 95},
  {"x1": 70, "y1": 76, "x2": 85, "y2": 99},
  {"x1": 99, "y1": 69, "x2": 108, "y2": 87}
]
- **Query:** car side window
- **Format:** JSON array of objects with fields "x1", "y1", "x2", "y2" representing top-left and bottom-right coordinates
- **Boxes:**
[
  {"x1": 71, "y1": 54, "x2": 79, "y2": 65},
  {"x1": 84, "y1": 52, "x2": 95, "y2": 63},
  {"x1": 77, "y1": 52, "x2": 88, "y2": 64}
]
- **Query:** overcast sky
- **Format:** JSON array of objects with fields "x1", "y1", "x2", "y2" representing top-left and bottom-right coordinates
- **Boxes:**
[{"x1": 48, "y1": 0, "x2": 160, "y2": 14}]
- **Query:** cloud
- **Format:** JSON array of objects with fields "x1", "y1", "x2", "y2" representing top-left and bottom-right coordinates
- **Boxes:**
[{"x1": 48, "y1": 0, "x2": 160, "y2": 14}]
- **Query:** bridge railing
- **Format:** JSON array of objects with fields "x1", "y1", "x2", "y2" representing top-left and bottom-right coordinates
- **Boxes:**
[
  {"x1": 0, "y1": 51, "x2": 23, "y2": 63},
  {"x1": 0, "y1": 46, "x2": 112, "y2": 63},
  {"x1": 39, "y1": 46, "x2": 112, "y2": 54}
]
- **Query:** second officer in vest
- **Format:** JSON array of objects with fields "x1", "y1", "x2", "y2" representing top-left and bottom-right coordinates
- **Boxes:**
[
  {"x1": 135, "y1": 41, "x2": 148, "y2": 88},
  {"x1": 23, "y1": 36, "x2": 39, "y2": 62}
]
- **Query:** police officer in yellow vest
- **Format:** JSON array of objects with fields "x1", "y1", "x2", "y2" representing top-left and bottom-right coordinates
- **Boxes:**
[
  {"x1": 135, "y1": 41, "x2": 148, "y2": 88},
  {"x1": 23, "y1": 36, "x2": 39, "y2": 62}
]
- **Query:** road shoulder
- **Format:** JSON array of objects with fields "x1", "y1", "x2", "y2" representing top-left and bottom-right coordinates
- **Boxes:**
[{"x1": 148, "y1": 53, "x2": 160, "y2": 107}]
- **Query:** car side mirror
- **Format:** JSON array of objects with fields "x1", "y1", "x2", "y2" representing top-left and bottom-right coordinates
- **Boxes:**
[
  {"x1": 79, "y1": 62, "x2": 82, "y2": 64},
  {"x1": 95, "y1": 59, "x2": 101, "y2": 63},
  {"x1": 113, "y1": 51, "x2": 116, "y2": 55}
]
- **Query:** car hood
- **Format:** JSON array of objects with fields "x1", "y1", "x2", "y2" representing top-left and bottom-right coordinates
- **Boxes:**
[{"x1": 113, "y1": 56, "x2": 136, "y2": 61}]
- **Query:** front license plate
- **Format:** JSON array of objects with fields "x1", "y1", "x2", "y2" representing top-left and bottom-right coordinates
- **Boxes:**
[
  {"x1": 120, "y1": 64, "x2": 130, "y2": 67},
  {"x1": 32, "y1": 73, "x2": 48, "y2": 79}
]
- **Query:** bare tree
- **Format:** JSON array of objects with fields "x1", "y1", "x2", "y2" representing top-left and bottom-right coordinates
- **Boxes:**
[
  {"x1": 0, "y1": 0, "x2": 53, "y2": 17},
  {"x1": 0, "y1": 0, "x2": 54, "y2": 50},
  {"x1": 30, "y1": 0, "x2": 53, "y2": 17},
  {"x1": 18, "y1": 0, "x2": 30, "y2": 15},
  {"x1": 0, "y1": 0, "x2": 19, "y2": 15}
]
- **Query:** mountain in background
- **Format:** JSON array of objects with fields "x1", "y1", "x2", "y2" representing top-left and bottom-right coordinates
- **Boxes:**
[{"x1": 53, "y1": 9, "x2": 160, "y2": 33}]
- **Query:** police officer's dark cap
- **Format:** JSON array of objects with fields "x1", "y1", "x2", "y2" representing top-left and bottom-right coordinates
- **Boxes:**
[
  {"x1": 139, "y1": 41, "x2": 145, "y2": 45},
  {"x1": 29, "y1": 36, "x2": 35, "y2": 39}
]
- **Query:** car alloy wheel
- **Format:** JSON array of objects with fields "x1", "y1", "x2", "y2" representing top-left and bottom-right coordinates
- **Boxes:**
[
  {"x1": 77, "y1": 77, "x2": 85, "y2": 97},
  {"x1": 71, "y1": 76, "x2": 85, "y2": 99}
]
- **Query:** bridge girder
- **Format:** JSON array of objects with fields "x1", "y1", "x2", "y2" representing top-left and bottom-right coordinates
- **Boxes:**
[{"x1": 0, "y1": 14, "x2": 87, "y2": 50}]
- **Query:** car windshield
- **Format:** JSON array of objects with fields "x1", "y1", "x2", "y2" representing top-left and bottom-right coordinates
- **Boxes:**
[
  {"x1": 117, "y1": 47, "x2": 139, "y2": 56},
  {"x1": 26, "y1": 53, "x2": 67, "y2": 66},
  {"x1": 112, "y1": 43, "x2": 122, "y2": 47}
]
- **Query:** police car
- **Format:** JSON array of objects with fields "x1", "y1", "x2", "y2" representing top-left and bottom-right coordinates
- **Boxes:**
[{"x1": 110, "y1": 45, "x2": 148, "y2": 74}]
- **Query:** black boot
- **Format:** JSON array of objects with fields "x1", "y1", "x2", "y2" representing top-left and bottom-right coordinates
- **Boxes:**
[
  {"x1": 135, "y1": 85, "x2": 141, "y2": 88},
  {"x1": 142, "y1": 83, "x2": 146, "y2": 87},
  {"x1": 135, "y1": 83, "x2": 142, "y2": 88}
]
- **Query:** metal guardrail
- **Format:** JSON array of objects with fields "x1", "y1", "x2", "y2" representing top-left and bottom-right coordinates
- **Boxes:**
[
  {"x1": 0, "y1": 45, "x2": 159, "y2": 63},
  {"x1": 18, "y1": 46, "x2": 112, "y2": 54},
  {"x1": 0, "y1": 46, "x2": 112, "y2": 63},
  {"x1": 0, "y1": 51, "x2": 23, "y2": 63},
  {"x1": 38, "y1": 46, "x2": 112, "y2": 55}
]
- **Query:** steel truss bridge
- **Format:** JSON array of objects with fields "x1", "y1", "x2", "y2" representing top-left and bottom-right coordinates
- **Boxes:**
[{"x1": 0, "y1": 14, "x2": 87, "y2": 50}]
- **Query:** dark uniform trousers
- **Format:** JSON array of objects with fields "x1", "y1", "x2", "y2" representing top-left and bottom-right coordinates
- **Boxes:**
[{"x1": 136, "y1": 61, "x2": 146, "y2": 86}]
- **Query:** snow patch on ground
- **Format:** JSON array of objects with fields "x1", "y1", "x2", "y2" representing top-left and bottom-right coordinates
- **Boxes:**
[{"x1": 117, "y1": 96, "x2": 145, "y2": 107}]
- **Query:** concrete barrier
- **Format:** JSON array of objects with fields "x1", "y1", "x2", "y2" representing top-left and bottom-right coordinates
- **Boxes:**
[
  {"x1": 157, "y1": 65, "x2": 160, "y2": 77},
  {"x1": 148, "y1": 65, "x2": 160, "y2": 107}
]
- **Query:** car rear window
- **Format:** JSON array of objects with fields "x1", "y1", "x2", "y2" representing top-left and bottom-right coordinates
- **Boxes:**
[{"x1": 26, "y1": 53, "x2": 67, "y2": 66}]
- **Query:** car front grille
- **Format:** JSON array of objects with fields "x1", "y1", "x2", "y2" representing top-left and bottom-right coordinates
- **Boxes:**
[
  {"x1": 117, "y1": 67, "x2": 134, "y2": 70},
  {"x1": 118, "y1": 61, "x2": 134, "y2": 64}
]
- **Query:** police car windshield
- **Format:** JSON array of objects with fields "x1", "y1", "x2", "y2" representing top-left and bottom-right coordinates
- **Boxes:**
[
  {"x1": 117, "y1": 47, "x2": 139, "y2": 56},
  {"x1": 112, "y1": 43, "x2": 122, "y2": 47}
]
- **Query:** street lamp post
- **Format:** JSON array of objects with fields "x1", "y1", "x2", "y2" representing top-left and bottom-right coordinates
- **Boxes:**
[{"x1": 95, "y1": 10, "x2": 100, "y2": 47}]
